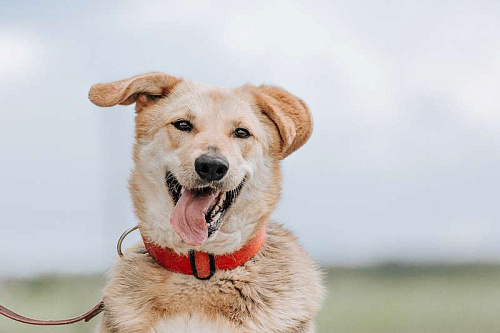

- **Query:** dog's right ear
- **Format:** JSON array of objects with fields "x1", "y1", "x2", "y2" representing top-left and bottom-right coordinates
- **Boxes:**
[
  {"x1": 88, "y1": 72, "x2": 181, "y2": 109},
  {"x1": 248, "y1": 85, "x2": 313, "y2": 159}
]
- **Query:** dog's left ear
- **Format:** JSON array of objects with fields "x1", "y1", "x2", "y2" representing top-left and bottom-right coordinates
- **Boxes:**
[
  {"x1": 88, "y1": 72, "x2": 181, "y2": 110},
  {"x1": 251, "y1": 85, "x2": 313, "y2": 159}
]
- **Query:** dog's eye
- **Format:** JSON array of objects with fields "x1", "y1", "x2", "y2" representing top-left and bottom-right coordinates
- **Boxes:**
[
  {"x1": 148, "y1": 94, "x2": 163, "y2": 101},
  {"x1": 172, "y1": 120, "x2": 193, "y2": 132},
  {"x1": 234, "y1": 128, "x2": 251, "y2": 139}
]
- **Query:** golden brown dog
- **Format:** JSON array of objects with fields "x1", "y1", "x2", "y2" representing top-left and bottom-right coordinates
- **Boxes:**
[{"x1": 88, "y1": 72, "x2": 324, "y2": 332}]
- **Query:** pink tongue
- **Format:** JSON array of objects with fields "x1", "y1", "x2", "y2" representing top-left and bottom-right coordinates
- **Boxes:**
[{"x1": 170, "y1": 189, "x2": 219, "y2": 246}]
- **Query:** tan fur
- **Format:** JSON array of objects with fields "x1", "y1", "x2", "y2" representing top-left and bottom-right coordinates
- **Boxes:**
[
  {"x1": 89, "y1": 72, "x2": 181, "y2": 108},
  {"x1": 246, "y1": 85, "x2": 313, "y2": 159},
  {"x1": 89, "y1": 72, "x2": 324, "y2": 332}
]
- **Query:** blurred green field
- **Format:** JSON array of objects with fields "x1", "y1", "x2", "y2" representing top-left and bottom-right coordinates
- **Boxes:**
[{"x1": 1, "y1": 265, "x2": 500, "y2": 333}]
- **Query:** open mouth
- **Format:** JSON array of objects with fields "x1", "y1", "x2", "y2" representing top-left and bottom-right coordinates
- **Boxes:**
[{"x1": 165, "y1": 172, "x2": 245, "y2": 246}]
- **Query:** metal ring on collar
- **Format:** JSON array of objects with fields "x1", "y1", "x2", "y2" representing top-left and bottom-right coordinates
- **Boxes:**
[{"x1": 117, "y1": 225, "x2": 139, "y2": 257}]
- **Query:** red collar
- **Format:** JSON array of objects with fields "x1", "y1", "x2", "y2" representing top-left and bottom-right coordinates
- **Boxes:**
[{"x1": 141, "y1": 225, "x2": 266, "y2": 280}]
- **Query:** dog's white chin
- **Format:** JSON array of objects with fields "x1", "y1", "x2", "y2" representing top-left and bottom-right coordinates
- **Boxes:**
[{"x1": 140, "y1": 213, "x2": 261, "y2": 255}]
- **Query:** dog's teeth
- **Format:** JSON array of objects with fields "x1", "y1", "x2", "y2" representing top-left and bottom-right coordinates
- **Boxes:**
[
  {"x1": 180, "y1": 187, "x2": 185, "y2": 195},
  {"x1": 207, "y1": 210, "x2": 222, "y2": 225},
  {"x1": 218, "y1": 193, "x2": 226, "y2": 205},
  {"x1": 210, "y1": 205, "x2": 220, "y2": 217}
]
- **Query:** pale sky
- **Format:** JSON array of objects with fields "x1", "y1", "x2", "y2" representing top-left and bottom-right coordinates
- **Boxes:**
[{"x1": 1, "y1": 1, "x2": 499, "y2": 276}]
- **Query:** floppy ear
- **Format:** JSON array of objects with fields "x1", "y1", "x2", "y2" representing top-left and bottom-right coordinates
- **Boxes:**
[
  {"x1": 251, "y1": 85, "x2": 313, "y2": 159},
  {"x1": 88, "y1": 72, "x2": 181, "y2": 109}
]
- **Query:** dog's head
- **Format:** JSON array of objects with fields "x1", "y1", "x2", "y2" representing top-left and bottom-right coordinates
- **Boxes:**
[{"x1": 89, "y1": 72, "x2": 312, "y2": 254}]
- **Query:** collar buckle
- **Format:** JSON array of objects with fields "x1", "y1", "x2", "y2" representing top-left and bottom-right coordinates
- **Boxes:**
[{"x1": 189, "y1": 250, "x2": 216, "y2": 280}]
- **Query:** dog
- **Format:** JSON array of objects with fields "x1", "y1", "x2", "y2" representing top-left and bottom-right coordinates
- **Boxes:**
[{"x1": 88, "y1": 72, "x2": 324, "y2": 333}]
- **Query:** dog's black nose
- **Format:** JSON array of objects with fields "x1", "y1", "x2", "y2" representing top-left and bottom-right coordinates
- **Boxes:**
[{"x1": 195, "y1": 154, "x2": 229, "y2": 181}]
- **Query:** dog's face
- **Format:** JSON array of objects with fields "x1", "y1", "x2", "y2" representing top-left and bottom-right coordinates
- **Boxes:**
[{"x1": 89, "y1": 73, "x2": 312, "y2": 254}]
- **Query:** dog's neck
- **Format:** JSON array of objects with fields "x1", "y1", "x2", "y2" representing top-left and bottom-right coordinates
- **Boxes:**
[
  {"x1": 140, "y1": 222, "x2": 267, "y2": 280},
  {"x1": 139, "y1": 215, "x2": 268, "y2": 256}
]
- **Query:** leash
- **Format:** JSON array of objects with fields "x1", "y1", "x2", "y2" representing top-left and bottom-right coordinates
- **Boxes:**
[
  {"x1": 0, "y1": 301, "x2": 104, "y2": 326},
  {"x1": 0, "y1": 225, "x2": 139, "y2": 326}
]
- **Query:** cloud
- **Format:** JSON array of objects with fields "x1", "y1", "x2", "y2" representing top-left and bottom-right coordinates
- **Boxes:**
[
  {"x1": 0, "y1": 30, "x2": 43, "y2": 80},
  {"x1": 457, "y1": 57, "x2": 500, "y2": 129}
]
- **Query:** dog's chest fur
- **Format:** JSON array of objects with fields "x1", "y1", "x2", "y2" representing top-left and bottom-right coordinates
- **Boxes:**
[
  {"x1": 99, "y1": 222, "x2": 323, "y2": 333},
  {"x1": 151, "y1": 313, "x2": 236, "y2": 333}
]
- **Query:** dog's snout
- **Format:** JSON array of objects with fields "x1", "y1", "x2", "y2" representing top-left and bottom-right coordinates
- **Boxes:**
[{"x1": 195, "y1": 154, "x2": 229, "y2": 181}]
